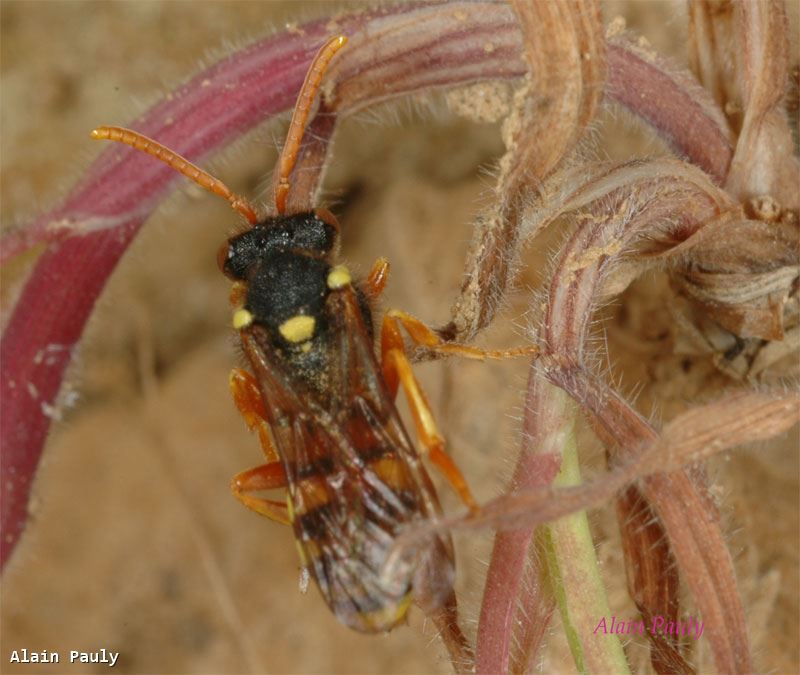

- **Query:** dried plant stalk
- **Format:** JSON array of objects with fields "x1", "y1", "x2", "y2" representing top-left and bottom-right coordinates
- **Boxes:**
[
  {"x1": 465, "y1": 151, "x2": 795, "y2": 671},
  {"x1": 724, "y1": 0, "x2": 799, "y2": 207},
  {"x1": 401, "y1": 389, "x2": 798, "y2": 536}
]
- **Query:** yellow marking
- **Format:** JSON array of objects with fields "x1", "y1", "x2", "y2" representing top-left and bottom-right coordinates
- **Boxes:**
[
  {"x1": 286, "y1": 494, "x2": 295, "y2": 522},
  {"x1": 294, "y1": 539, "x2": 309, "y2": 567},
  {"x1": 327, "y1": 265, "x2": 351, "y2": 289},
  {"x1": 301, "y1": 341, "x2": 312, "y2": 353},
  {"x1": 361, "y1": 592, "x2": 414, "y2": 631},
  {"x1": 233, "y1": 308, "x2": 254, "y2": 329},
  {"x1": 279, "y1": 315, "x2": 316, "y2": 343},
  {"x1": 294, "y1": 476, "x2": 330, "y2": 515},
  {"x1": 369, "y1": 456, "x2": 412, "y2": 492}
]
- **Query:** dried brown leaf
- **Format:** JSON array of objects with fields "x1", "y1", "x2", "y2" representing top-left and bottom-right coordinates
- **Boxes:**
[
  {"x1": 688, "y1": 0, "x2": 741, "y2": 125},
  {"x1": 670, "y1": 217, "x2": 799, "y2": 340},
  {"x1": 654, "y1": 389, "x2": 800, "y2": 467}
]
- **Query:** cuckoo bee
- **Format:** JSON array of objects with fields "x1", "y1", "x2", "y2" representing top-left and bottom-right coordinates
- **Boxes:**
[{"x1": 92, "y1": 35, "x2": 533, "y2": 633}]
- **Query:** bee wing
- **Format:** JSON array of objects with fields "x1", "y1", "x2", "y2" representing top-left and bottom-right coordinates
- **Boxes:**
[
  {"x1": 328, "y1": 286, "x2": 446, "y2": 523},
  {"x1": 240, "y1": 286, "x2": 452, "y2": 631},
  {"x1": 322, "y1": 286, "x2": 457, "y2": 627}
]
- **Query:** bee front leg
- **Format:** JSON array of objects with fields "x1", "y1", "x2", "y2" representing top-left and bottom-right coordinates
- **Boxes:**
[{"x1": 381, "y1": 339, "x2": 478, "y2": 513}]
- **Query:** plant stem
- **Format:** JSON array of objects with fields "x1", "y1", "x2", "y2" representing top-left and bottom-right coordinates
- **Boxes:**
[{"x1": 542, "y1": 386, "x2": 629, "y2": 674}]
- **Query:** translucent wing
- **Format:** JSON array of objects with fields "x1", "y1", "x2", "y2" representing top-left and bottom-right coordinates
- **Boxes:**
[{"x1": 241, "y1": 285, "x2": 453, "y2": 632}]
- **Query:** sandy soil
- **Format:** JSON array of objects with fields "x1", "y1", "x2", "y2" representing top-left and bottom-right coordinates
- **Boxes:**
[{"x1": 1, "y1": 2, "x2": 797, "y2": 674}]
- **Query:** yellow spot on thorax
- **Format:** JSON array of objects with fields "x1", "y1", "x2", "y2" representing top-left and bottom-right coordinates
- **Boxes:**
[
  {"x1": 279, "y1": 315, "x2": 316, "y2": 343},
  {"x1": 327, "y1": 265, "x2": 351, "y2": 289},
  {"x1": 232, "y1": 308, "x2": 254, "y2": 330}
]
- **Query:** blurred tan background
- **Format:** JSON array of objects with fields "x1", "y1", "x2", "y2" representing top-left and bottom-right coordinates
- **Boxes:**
[{"x1": 1, "y1": 2, "x2": 797, "y2": 674}]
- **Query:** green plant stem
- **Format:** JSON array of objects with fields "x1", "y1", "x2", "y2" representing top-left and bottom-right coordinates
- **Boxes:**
[{"x1": 542, "y1": 388, "x2": 629, "y2": 674}]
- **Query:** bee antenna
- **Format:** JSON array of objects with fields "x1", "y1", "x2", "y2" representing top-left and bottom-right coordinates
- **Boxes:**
[
  {"x1": 90, "y1": 126, "x2": 259, "y2": 225},
  {"x1": 273, "y1": 35, "x2": 348, "y2": 215}
]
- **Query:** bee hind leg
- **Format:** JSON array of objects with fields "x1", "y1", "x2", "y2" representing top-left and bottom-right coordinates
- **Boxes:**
[
  {"x1": 427, "y1": 591, "x2": 474, "y2": 670},
  {"x1": 381, "y1": 341, "x2": 478, "y2": 513}
]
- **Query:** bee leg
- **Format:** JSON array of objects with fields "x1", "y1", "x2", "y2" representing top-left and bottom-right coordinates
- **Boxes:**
[
  {"x1": 229, "y1": 368, "x2": 280, "y2": 464},
  {"x1": 229, "y1": 368, "x2": 290, "y2": 524},
  {"x1": 231, "y1": 463, "x2": 291, "y2": 525},
  {"x1": 382, "y1": 346, "x2": 478, "y2": 512},
  {"x1": 382, "y1": 309, "x2": 538, "y2": 368},
  {"x1": 364, "y1": 257, "x2": 390, "y2": 299}
]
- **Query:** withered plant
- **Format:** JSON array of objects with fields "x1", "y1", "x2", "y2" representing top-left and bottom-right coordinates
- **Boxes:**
[{"x1": 2, "y1": 1, "x2": 798, "y2": 673}]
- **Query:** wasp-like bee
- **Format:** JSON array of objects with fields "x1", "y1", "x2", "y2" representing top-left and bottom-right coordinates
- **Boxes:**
[{"x1": 92, "y1": 35, "x2": 532, "y2": 634}]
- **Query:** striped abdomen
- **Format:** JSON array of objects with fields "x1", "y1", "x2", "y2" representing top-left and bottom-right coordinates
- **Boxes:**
[{"x1": 285, "y1": 405, "x2": 437, "y2": 632}]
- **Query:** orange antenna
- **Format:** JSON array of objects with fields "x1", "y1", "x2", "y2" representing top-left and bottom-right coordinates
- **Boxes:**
[
  {"x1": 274, "y1": 35, "x2": 348, "y2": 215},
  {"x1": 90, "y1": 125, "x2": 259, "y2": 225}
]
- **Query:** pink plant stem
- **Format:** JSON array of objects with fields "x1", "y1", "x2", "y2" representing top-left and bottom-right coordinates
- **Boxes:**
[
  {"x1": 0, "y1": 2, "x2": 732, "y2": 572},
  {"x1": 607, "y1": 40, "x2": 733, "y2": 184},
  {"x1": 0, "y1": 15, "x2": 327, "y2": 570},
  {"x1": 475, "y1": 531, "x2": 533, "y2": 673},
  {"x1": 476, "y1": 371, "x2": 560, "y2": 673},
  {"x1": 551, "y1": 369, "x2": 751, "y2": 673},
  {"x1": 530, "y1": 159, "x2": 750, "y2": 671}
]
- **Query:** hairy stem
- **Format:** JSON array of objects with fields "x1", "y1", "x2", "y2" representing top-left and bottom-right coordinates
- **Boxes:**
[{"x1": 542, "y1": 386, "x2": 629, "y2": 674}]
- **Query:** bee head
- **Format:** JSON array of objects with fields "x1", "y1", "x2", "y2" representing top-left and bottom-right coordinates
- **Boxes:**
[{"x1": 219, "y1": 209, "x2": 339, "y2": 281}]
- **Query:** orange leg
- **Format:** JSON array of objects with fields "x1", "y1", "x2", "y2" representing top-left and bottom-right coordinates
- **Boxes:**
[
  {"x1": 229, "y1": 368, "x2": 279, "y2": 464},
  {"x1": 231, "y1": 463, "x2": 291, "y2": 525},
  {"x1": 365, "y1": 257, "x2": 390, "y2": 299},
  {"x1": 382, "y1": 345, "x2": 478, "y2": 512},
  {"x1": 380, "y1": 310, "x2": 538, "y2": 398},
  {"x1": 228, "y1": 281, "x2": 247, "y2": 308},
  {"x1": 229, "y1": 367, "x2": 291, "y2": 524}
]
